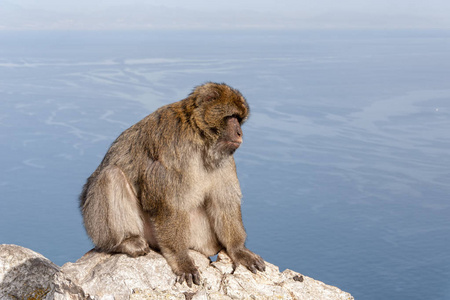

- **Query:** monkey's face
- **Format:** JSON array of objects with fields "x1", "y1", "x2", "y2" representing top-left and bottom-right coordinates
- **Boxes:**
[
  {"x1": 202, "y1": 97, "x2": 248, "y2": 154},
  {"x1": 191, "y1": 82, "x2": 249, "y2": 154},
  {"x1": 217, "y1": 116, "x2": 243, "y2": 154}
]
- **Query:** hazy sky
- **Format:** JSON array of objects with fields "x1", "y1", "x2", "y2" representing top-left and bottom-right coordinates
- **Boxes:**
[{"x1": 2, "y1": 0, "x2": 450, "y2": 30}]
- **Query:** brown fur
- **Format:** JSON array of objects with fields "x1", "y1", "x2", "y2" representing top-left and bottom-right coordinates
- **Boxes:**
[{"x1": 80, "y1": 82, "x2": 265, "y2": 286}]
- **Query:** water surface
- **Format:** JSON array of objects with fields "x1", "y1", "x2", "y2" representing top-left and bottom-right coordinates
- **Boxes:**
[{"x1": 1, "y1": 30, "x2": 449, "y2": 300}]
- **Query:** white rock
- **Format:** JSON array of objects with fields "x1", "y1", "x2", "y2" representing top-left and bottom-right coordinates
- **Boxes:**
[
  {"x1": 0, "y1": 244, "x2": 354, "y2": 300},
  {"x1": 0, "y1": 244, "x2": 59, "y2": 300}
]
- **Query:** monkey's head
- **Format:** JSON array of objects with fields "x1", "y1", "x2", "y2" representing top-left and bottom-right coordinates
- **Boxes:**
[{"x1": 190, "y1": 82, "x2": 250, "y2": 154}]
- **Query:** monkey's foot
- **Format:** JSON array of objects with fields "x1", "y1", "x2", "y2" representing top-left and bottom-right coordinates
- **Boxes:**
[
  {"x1": 230, "y1": 248, "x2": 266, "y2": 274},
  {"x1": 115, "y1": 236, "x2": 150, "y2": 258},
  {"x1": 173, "y1": 257, "x2": 201, "y2": 287},
  {"x1": 176, "y1": 269, "x2": 201, "y2": 288}
]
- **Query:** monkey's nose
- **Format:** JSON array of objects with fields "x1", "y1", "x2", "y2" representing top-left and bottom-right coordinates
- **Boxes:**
[{"x1": 235, "y1": 125, "x2": 243, "y2": 142}]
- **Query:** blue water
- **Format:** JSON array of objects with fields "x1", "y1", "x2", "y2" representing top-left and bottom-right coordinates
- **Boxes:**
[{"x1": 1, "y1": 30, "x2": 449, "y2": 300}]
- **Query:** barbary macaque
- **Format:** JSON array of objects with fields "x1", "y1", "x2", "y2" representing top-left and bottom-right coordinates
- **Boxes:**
[{"x1": 80, "y1": 82, "x2": 265, "y2": 286}]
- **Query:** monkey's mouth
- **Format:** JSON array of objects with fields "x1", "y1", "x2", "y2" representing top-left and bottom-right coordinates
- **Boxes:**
[{"x1": 227, "y1": 141, "x2": 241, "y2": 149}]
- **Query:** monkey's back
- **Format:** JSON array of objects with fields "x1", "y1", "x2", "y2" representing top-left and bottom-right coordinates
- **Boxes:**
[{"x1": 85, "y1": 101, "x2": 200, "y2": 199}]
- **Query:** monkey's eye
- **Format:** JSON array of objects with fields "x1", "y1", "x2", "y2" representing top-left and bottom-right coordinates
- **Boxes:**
[{"x1": 229, "y1": 114, "x2": 243, "y2": 123}]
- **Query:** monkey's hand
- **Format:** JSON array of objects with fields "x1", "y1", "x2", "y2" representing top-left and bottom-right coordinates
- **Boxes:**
[
  {"x1": 229, "y1": 248, "x2": 266, "y2": 274},
  {"x1": 175, "y1": 258, "x2": 201, "y2": 287}
]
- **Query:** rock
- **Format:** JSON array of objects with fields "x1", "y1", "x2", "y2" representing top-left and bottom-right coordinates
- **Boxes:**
[
  {"x1": 0, "y1": 244, "x2": 59, "y2": 300},
  {"x1": 0, "y1": 244, "x2": 354, "y2": 300}
]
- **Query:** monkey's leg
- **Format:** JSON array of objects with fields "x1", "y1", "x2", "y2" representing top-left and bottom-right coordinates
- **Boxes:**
[{"x1": 82, "y1": 165, "x2": 149, "y2": 257}]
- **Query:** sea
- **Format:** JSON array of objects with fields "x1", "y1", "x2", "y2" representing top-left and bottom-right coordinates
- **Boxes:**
[{"x1": 0, "y1": 29, "x2": 449, "y2": 300}]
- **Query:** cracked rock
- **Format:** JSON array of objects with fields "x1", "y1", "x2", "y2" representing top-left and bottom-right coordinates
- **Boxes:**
[{"x1": 0, "y1": 244, "x2": 353, "y2": 300}]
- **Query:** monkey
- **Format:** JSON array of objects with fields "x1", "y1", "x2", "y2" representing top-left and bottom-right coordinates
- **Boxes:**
[{"x1": 79, "y1": 82, "x2": 265, "y2": 287}]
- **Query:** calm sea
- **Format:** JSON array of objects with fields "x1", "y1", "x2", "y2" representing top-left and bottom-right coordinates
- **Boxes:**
[{"x1": 1, "y1": 30, "x2": 449, "y2": 300}]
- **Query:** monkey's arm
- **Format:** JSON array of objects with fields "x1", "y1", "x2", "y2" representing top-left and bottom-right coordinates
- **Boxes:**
[
  {"x1": 208, "y1": 189, "x2": 266, "y2": 273},
  {"x1": 140, "y1": 161, "x2": 200, "y2": 287}
]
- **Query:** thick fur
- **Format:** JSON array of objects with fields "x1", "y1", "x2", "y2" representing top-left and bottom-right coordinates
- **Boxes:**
[{"x1": 80, "y1": 82, "x2": 265, "y2": 286}]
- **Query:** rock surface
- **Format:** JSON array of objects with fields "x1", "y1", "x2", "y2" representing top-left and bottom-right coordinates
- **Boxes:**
[
  {"x1": 0, "y1": 244, "x2": 353, "y2": 300},
  {"x1": 0, "y1": 245, "x2": 59, "y2": 300}
]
